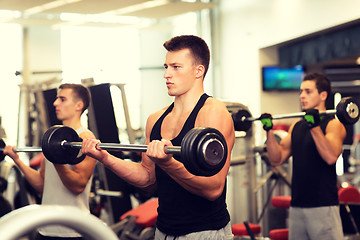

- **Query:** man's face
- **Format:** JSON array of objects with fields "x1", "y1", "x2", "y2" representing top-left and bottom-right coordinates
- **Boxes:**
[
  {"x1": 163, "y1": 48, "x2": 199, "y2": 96},
  {"x1": 53, "y1": 88, "x2": 82, "y2": 121},
  {"x1": 299, "y1": 80, "x2": 322, "y2": 110}
]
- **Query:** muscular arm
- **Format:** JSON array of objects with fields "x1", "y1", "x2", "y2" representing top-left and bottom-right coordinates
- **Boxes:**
[
  {"x1": 266, "y1": 123, "x2": 294, "y2": 166},
  {"x1": 309, "y1": 119, "x2": 346, "y2": 165},
  {"x1": 54, "y1": 130, "x2": 97, "y2": 195},
  {"x1": 148, "y1": 99, "x2": 235, "y2": 201},
  {"x1": 3, "y1": 146, "x2": 45, "y2": 193},
  {"x1": 81, "y1": 115, "x2": 158, "y2": 189}
]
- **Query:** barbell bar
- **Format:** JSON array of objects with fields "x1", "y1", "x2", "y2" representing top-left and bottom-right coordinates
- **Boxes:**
[
  {"x1": 0, "y1": 139, "x2": 42, "y2": 162},
  {"x1": 244, "y1": 109, "x2": 336, "y2": 122},
  {"x1": 1, "y1": 126, "x2": 228, "y2": 177},
  {"x1": 41, "y1": 125, "x2": 228, "y2": 177},
  {"x1": 232, "y1": 96, "x2": 359, "y2": 132},
  {"x1": 0, "y1": 147, "x2": 42, "y2": 153},
  {"x1": 65, "y1": 142, "x2": 181, "y2": 154}
]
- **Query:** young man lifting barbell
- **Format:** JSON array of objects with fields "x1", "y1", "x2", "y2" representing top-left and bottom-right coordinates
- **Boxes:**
[
  {"x1": 4, "y1": 83, "x2": 97, "y2": 240},
  {"x1": 260, "y1": 73, "x2": 346, "y2": 240},
  {"x1": 81, "y1": 35, "x2": 235, "y2": 240}
]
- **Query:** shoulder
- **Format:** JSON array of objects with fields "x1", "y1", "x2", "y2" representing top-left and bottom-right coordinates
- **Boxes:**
[
  {"x1": 326, "y1": 118, "x2": 346, "y2": 133},
  {"x1": 197, "y1": 97, "x2": 233, "y2": 128},
  {"x1": 78, "y1": 129, "x2": 95, "y2": 140},
  {"x1": 145, "y1": 105, "x2": 170, "y2": 136},
  {"x1": 285, "y1": 120, "x2": 300, "y2": 136},
  {"x1": 147, "y1": 106, "x2": 169, "y2": 126},
  {"x1": 201, "y1": 97, "x2": 228, "y2": 114},
  {"x1": 327, "y1": 117, "x2": 345, "y2": 128}
]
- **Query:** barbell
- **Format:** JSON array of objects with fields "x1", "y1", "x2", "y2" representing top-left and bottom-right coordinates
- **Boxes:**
[
  {"x1": 232, "y1": 96, "x2": 359, "y2": 132},
  {"x1": 0, "y1": 126, "x2": 228, "y2": 177},
  {"x1": 0, "y1": 139, "x2": 43, "y2": 162}
]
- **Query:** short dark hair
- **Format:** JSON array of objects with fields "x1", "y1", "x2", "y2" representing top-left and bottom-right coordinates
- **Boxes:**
[
  {"x1": 303, "y1": 73, "x2": 331, "y2": 99},
  {"x1": 163, "y1": 35, "x2": 210, "y2": 78},
  {"x1": 59, "y1": 83, "x2": 91, "y2": 113}
]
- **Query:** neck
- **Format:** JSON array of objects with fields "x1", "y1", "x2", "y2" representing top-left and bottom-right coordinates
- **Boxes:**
[
  {"x1": 61, "y1": 117, "x2": 82, "y2": 130},
  {"x1": 173, "y1": 90, "x2": 204, "y2": 114},
  {"x1": 316, "y1": 102, "x2": 327, "y2": 111}
]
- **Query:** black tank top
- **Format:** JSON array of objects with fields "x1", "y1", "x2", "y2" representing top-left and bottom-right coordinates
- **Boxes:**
[
  {"x1": 150, "y1": 93, "x2": 230, "y2": 236},
  {"x1": 291, "y1": 116, "x2": 339, "y2": 207}
]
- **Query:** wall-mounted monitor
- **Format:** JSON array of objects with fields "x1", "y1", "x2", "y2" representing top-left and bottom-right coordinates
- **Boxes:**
[{"x1": 262, "y1": 65, "x2": 305, "y2": 91}]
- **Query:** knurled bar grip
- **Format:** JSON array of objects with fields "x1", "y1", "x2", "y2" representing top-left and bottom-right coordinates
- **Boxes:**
[{"x1": 62, "y1": 142, "x2": 182, "y2": 154}]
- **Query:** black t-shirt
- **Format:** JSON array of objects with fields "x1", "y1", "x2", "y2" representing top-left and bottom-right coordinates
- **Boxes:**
[
  {"x1": 150, "y1": 93, "x2": 230, "y2": 236},
  {"x1": 290, "y1": 116, "x2": 339, "y2": 207}
]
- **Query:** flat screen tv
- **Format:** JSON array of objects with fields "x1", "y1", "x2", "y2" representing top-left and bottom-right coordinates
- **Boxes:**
[{"x1": 262, "y1": 65, "x2": 305, "y2": 91}]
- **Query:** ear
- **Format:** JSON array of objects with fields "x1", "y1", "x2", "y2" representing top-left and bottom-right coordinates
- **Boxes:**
[
  {"x1": 75, "y1": 100, "x2": 84, "y2": 112},
  {"x1": 195, "y1": 64, "x2": 205, "y2": 79},
  {"x1": 319, "y1": 91, "x2": 327, "y2": 101}
]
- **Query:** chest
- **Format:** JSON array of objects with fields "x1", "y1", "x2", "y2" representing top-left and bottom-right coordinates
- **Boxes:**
[{"x1": 161, "y1": 113, "x2": 191, "y2": 140}]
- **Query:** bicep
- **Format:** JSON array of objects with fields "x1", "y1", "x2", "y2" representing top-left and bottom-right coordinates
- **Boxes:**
[
  {"x1": 278, "y1": 123, "x2": 296, "y2": 163},
  {"x1": 279, "y1": 134, "x2": 292, "y2": 162},
  {"x1": 196, "y1": 102, "x2": 235, "y2": 140},
  {"x1": 196, "y1": 104, "x2": 235, "y2": 173},
  {"x1": 72, "y1": 156, "x2": 97, "y2": 180},
  {"x1": 73, "y1": 131, "x2": 97, "y2": 179},
  {"x1": 325, "y1": 120, "x2": 346, "y2": 155}
]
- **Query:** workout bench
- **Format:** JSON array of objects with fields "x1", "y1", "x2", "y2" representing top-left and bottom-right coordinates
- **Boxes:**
[
  {"x1": 338, "y1": 185, "x2": 360, "y2": 236},
  {"x1": 111, "y1": 197, "x2": 158, "y2": 240}
]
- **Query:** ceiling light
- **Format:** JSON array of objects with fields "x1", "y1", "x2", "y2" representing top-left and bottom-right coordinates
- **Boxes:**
[
  {"x1": 24, "y1": 0, "x2": 82, "y2": 15},
  {"x1": 103, "y1": 0, "x2": 169, "y2": 15},
  {"x1": 0, "y1": 10, "x2": 21, "y2": 22},
  {"x1": 60, "y1": 13, "x2": 141, "y2": 25}
]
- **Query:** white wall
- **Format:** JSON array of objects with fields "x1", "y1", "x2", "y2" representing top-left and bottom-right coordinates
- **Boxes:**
[
  {"x1": 218, "y1": 0, "x2": 360, "y2": 142},
  {"x1": 27, "y1": 27, "x2": 61, "y2": 75},
  {"x1": 0, "y1": 24, "x2": 22, "y2": 147},
  {"x1": 138, "y1": 30, "x2": 172, "y2": 126}
]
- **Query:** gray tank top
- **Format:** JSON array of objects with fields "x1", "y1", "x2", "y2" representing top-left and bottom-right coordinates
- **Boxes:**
[{"x1": 39, "y1": 126, "x2": 93, "y2": 237}]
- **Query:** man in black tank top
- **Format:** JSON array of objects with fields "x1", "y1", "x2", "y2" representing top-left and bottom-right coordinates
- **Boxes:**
[
  {"x1": 82, "y1": 35, "x2": 235, "y2": 239},
  {"x1": 260, "y1": 73, "x2": 346, "y2": 240}
]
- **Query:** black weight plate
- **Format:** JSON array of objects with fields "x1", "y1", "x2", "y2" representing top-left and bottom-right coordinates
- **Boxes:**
[
  {"x1": 72, "y1": 137, "x2": 86, "y2": 164},
  {"x1": 232, "y1": 109, "x2": 252, "y2": 132},
  {"x1": 181, "y1": 127, "x2": 227, "y2": 177},
  {"x1": 72, "y1": 149, "x2": 86, "y2": 165},
  {"x1": 336, "y1": 97, "x2": 360, "y2": 125},
  {"x1": 197, "y1": 133, "x2": 225, "y2": 166},
  {"x1": 41, "y1": 125, "x2": 80, "y2": 165},
  {"x1": 181, "y1": 127, "x2": 202, "y2": 175},
  {"x1": 196, "y1": 129, "x2": 227, "y2": 176},
  {"x1": 186, "y1": 128, "x2": 208, "y2": 176},
  {"x1": 41, "y1": 125, "x2": 59, "y2": 163},
  {"x1": 0, "y1": 139, "x2": 6, "y2": 162}
]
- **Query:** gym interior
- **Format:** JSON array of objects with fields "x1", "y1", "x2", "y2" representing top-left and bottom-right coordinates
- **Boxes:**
[{"x1": 0, "y1": 1, "x2": 360, "y2": 239}]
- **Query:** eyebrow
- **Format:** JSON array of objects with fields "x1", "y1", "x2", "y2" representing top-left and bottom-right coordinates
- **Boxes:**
[
  {"x1": 165, "y1": 62, "x2": 182, "y2": 66},
  {"x1": 300, "y1": 88, "x2": 312, "y2": 92}
]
